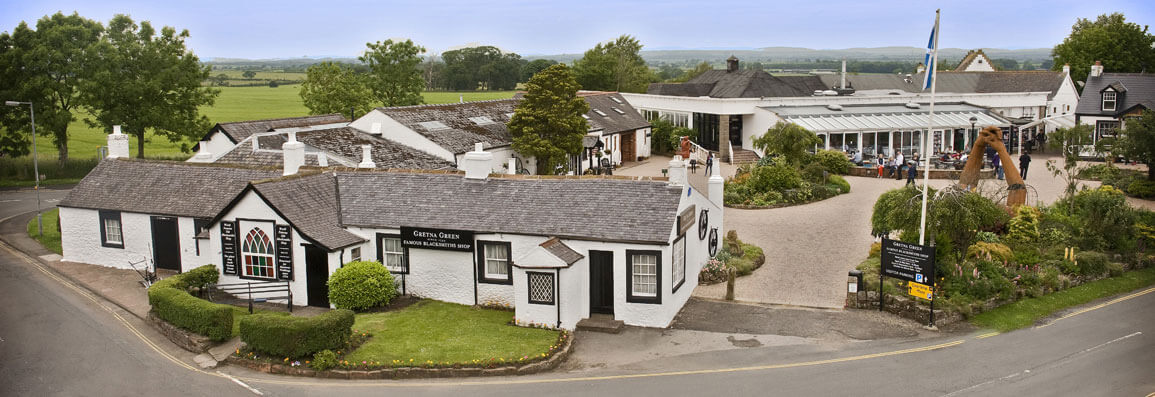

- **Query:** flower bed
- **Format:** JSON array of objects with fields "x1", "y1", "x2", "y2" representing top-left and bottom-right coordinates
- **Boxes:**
[{"x1": 699, "y1": 231, "x2": 765, "y2": 285}]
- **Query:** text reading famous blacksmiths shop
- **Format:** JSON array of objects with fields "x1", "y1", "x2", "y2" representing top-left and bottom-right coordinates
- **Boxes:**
[
  {"x1": 880, "y1": 238, "x2": 935, "y2": 284},
  {"x1": 401, "y1": 226, "x2": 475, "y2": 251}
]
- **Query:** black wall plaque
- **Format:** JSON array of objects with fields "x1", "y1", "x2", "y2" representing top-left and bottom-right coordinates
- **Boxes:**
[
  {"x1": 220, "y1": 221, "x2": 238, "y2": 275},
  {"x1": 275, "y1": 224, "x2": 293, "y2": 280},
  {"x1": 881, "y1": 238, "x2": 935, "y2": 284},
  {"x1": 401, "y1": 226, "x2": 474, "y2": 251}
]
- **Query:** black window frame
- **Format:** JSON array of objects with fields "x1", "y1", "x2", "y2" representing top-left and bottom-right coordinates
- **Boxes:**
[
  {"x1": 1096, "y1": 120, "x2": 1121, "y2": 140},
  {"x1": 476, "y1": 240, "x2": 513, "y2": 285},
  {"x1": 375, "y1": 233, "x2": 409, "y2": 274},
  {"x1": 672, "y1": 235, "x2": 687, "y2": 293},
  {"x1": 626, "y1": 249, "x2": 662, "y2": 304},
  {"x1": 526, "y1": 271, "x2": 555, "y2": 305},
  {"x1": 98, "y1": 210, "x2": 124, "y2": 249}
]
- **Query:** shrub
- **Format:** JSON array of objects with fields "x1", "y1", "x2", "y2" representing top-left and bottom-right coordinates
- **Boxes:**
[
  {"x1": 828, "y1": 175, "x2": 850, "y2": 194},
  {"x1": 148, "y1": 265, "x2": 233, "y2": 341},
  {"x1": 967, "y1": 242, "x2": 1013, "y2": 262},
  {"x1": 1005, "y1": 206, "x2": 1041, "y2": 247},
  {"x1": 750, "y1": 157, "x2": 803, "y2": 191},
  {"x1": 239, "y1": 309, "x2": 355, "y2": 358},
  {"x1": 1076, "y1": 251, "x2": 1108, "y2": 277},
  {"x1": 868, "y1": 242, "x2": 881, "y2": 258},
  {"x1": 1107, "y1": 262, "x2": 1125, "y2": 277},
  {"x1": 327, "y1": 261, "x2": 397, "y2": 311},
  {"x1": 1127, "y1": 180, "x2": 1155, "y2": 199},
  {"x1": 814, "y1": 149, "x2": 852, "y2": 175},
  {"x1": 974, "y1": 231, "x2": 1000, "y2": 243},
  {"x1": 1054, "y1": 186, "x2": 1136, "y2": 251},
  {"x1": 311, "y1": 350, "x2": 339, "y2": 371},
  {"x1": 801, "y1": 162, "x2": 828, "y2": 183}
]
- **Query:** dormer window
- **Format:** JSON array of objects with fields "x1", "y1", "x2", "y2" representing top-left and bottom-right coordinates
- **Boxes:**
[{"x1": 1102, "y1": 90, "x2": 1116, "y2": 111}]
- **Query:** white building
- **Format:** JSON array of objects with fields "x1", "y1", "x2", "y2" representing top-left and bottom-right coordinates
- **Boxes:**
[
  {"x1": 1075, "y1": 61, "x2": 1155, "y2": 146},
  {"x1": 192, "y1": 114, "x2": 349, "y2": 163}
]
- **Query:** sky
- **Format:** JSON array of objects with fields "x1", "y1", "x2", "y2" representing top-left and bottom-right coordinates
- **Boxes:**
[{"x1": 1, "y1": 0, "x2": 1153, "y2": 59}]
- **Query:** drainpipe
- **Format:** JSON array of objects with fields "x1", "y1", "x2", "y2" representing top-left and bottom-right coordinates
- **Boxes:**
[
  {"x1": 472, "y1": 247, "x2": 479, "y2": 305},
  {"x1": 556, "y1": 268, "x2": 562, "y2": 329}
]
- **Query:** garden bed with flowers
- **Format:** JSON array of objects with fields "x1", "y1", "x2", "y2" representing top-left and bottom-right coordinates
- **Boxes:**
[
  {"x1": 699, "y1": 231, "x2": 765, "y2": 285},
  {"x1": 227, "y1": 299, "x2": 571, "y2": 378}
]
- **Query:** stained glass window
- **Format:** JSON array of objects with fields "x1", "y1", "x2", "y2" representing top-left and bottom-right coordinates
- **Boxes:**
[{"x1": 242, "y1": 227, "x2": 274, "y2": 279}]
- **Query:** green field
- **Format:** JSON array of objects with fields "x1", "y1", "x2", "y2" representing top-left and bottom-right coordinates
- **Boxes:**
[{"x1": 18, "y1": 86, "x2": 515, "y2": 162}]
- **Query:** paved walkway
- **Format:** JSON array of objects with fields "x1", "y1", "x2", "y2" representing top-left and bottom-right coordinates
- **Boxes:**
[{"x1": 620, "y1": 153, "x2": 1132, "y2": 309}]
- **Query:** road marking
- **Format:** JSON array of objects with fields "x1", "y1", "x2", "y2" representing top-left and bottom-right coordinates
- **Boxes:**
[
  {"x1": 2, "y1": 240, "x2": 972, "y2": 388},
  {"x1": 1036, "y1": 287, "x2": 1155, "y2": 329},
  {"x1": 217, "y1": 371, "x2": 264, "y2": 395},
  {"x1": 974, "y1": 332, "x2": 999, "y2": 339},
  {"x1": 0, "y1": 199, "x2": 19, "y2": 203}
]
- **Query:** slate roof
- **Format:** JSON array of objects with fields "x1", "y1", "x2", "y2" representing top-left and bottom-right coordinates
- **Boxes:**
[
  {"x1": 214, "y1": 128, "x2": 455, "y2": 170},
  {"x1": 647, "y1": 70, "x2": 827, "y2": 98},
  {"x1": 214, "y1": 147, "x2": 334, "y2": 168},
  {"x1": 249, "y1": 173, "x2": 365, "y2": 250},
  {"x1": 337, "y1": 172, "x2": 682, "y2": 244},
  {"x1": 59, "y1": 159, "x2": 279, "y2": 218},
  {"x1": 211, "y1": 114, "x2": 348, "y2": 143},
  {"x1": 375, "y1": 100, "x2": 518, "y2": 154},
  {"x1": 581, "y1": 92, "x2": 651, "y2": 135},
  {"x1": 539, "y1": 237, "x2": 584, "y2": 265},
  {"x1": 1076, "y1": 73, "x2": 1155, "y2": 117}
]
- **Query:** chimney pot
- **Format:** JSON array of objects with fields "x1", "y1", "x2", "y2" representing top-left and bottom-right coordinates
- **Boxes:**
[
  {"x1": 726, "y1": 56, "x2": 739, "y2": 73},
  {"x1": 191, "y1": 140, "x2": 213, "y2": 162},
  {"x1": 317, "y1": 152, "x2": 328, "y2": 167},
  {"x1": 106, "y1": 125, "x2": 130, "y2": 158},
  {"x1": 462, "y1": 142, "x2": 493, "y2": 180},
  {"x1": 667, "y1": 156, "x2": 687, "y2": 187},
  {"x1": 282, "y1": 133, "x2": 305, "y2": 175},
  {"x1": 358, "y1": 144, "x2": 375, "y2": 168},
  {"x1": 1090, "y1": 61, "x2": 1104, "y2": 78}
]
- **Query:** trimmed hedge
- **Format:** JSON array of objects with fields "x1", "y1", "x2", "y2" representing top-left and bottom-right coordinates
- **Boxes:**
[
  {"x1": 239, "y1": 309, "x2": 355, "y2": 358},
  {"x1": 147, "y1": 265, "x2": 232, "y2": 341}
]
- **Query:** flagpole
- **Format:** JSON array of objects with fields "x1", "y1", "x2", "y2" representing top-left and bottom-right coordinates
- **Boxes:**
[{"x1": 918, "y1": 9, "x2": 940, "y2": 247}]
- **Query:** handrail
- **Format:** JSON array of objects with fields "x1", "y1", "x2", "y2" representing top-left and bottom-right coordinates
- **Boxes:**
[{"x1": 212, "y1": 280, "x2": 293, "y2": 313}]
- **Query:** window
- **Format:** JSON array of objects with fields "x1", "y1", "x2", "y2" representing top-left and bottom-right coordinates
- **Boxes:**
[
  {"x1": 377, "y1": 234, "x2": 407, "y2": 273},
  {"x1": 350, "y1": 247, "x2": 361, "y2": 262},
  {"x1": 1103, "y1": 90, "x2": 1116, "y2": 111},
  {"x1": 672, "y1": 236, "x2": 686, "y2": 292},
  {"x1": 417, "y1": 121, "x2": 449, "y2": 131},
  {"x1": 593, "y1": 109, "x2": 608, "y2": 117},
  {"x1": 468, "y1": 116, "x2": 495, "y2": 126},
  {"x1": 1096, "y1": 121, "x2": 1121, "y2": 140},
  {"x1": 626, "y1": 250, "x2": 661, "y2": 304},
  {"x1": 581, "y1": 114, "x2": 590, "y2": 120},
  {"x1": 527, "y1": 272, "x2": 555, "y2": 305},
  {"x1": 612, "y1": 107, "x2": 626, "y2": 115},
  {"x1": 193, "y1": 218, "x2": 210, "y2": 255},
  {"x1": 610, "y1": 96, "x2": 623, "y2": 104},
  {"x1": 242, "y1": 227, "x2": 275, "y2": 279},
  {"x1": 99, "y1": 211, "x2": 123, "y2": 248},
  {"x1": 477, "y1": 241, "x2": 512, "y2": 284}
]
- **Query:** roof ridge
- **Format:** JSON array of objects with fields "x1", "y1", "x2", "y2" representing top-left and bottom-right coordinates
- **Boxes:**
[
  {"x1": 376, "y1": 97, "x2": 519, "y2": 111},
  {"x1": 218, "y1": 113, "x2": 346, "y2": 126},
  {"x1": 250, "y1": 170, "x2": 326, "y2": 185},
  {"x1": 119, "y1": 157, "x2": 281, "y2": 171}
]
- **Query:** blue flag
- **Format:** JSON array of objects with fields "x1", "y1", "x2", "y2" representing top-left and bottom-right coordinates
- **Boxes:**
[{"x1": 922, "y1": 12, "x2": 940, "y2": 91}]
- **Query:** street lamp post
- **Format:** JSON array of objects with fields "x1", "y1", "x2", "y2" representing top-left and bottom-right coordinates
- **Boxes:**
[
  {"x1": 5, "y1": 100, "x2": 42, "y2": 236},
  {"x1": 969, "y1": 116, "x2": 978, "y2": 151}
]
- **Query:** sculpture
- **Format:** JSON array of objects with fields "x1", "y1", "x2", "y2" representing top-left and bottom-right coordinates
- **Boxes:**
[{"x1": 957, "y1": 126, "x2": 1026, "y2": 209}]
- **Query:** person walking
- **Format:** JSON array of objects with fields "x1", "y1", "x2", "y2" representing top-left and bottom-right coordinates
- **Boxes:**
[
  {"x1": 894, "y1": 152, "x2": 905, "y2": 180},
  {"x1": 704, "y1": 152, "x2": 714, "y2": 176},
  {"x1": 993, "y1": 152, "x2": 1003, "y2": 180},
  {"x1": 1019, "y1": 152, "x2": 1032, "y2": 179},
  {"x1": 906, "y1": 160, "x2": 917, "y2": 186}
]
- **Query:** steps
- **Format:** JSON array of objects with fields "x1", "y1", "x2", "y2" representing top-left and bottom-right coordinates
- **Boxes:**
[
  {"x1": 729, "y1": 148, "x2": 761, "y2": 165},
  {"x1": 576, "y1": 314, "x2": 624, "y2": 334}
]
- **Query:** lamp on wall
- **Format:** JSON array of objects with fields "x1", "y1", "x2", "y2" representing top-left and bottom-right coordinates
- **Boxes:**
[{"x1": 5, "y1": 100, "x2": 41, "y2": 236}]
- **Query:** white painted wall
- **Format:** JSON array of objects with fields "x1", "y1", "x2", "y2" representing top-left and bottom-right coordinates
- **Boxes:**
[
  {"x1": 349, "y1": 110, "x2": 456, "y2": 161},
  {"x1": 194, "y1": 131, "x2": 238, "y2": 162},
  {"x1": 960, "y1": 54, "x2": 996, "y2": 72},
  {"x1": 60, "y1": 207, "x2": 211, "y2": 271},
  {"x1": 636, "y1": 127, "x2": 652, "y2": 159}
]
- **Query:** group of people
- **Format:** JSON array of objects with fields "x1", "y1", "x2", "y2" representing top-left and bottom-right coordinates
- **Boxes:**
[
  {"x1": 983, "y1": 148, "x2": 1033, "y2": 180},
  {"x1": 874, "y1": 152, "x2": 920, "y2": 185}
]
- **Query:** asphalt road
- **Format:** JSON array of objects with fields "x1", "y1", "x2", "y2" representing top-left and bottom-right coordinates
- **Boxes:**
[{"x1": 1, "y1": 188, "x2": 1152, "y2": 396}]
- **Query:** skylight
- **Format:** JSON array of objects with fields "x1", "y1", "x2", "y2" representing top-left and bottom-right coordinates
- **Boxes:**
[
  {"x1": 417, "y1": 121, "x2": 449, "y2": 131},
  {"x1": 612, "y1": 108, "x2": 626, "y2": 115},
  {"x1": 593, "y1": 109, "x2": 608, "y2": 117},
  {"x1": 611, "y1": 97, "x2": 623, "y2": 104},
  {"x1": 581, "y1": 114, "x2": 590, "y2": 119},
  {"x1": 468, "y1": 116, "x2": 496, "y2": 126}
]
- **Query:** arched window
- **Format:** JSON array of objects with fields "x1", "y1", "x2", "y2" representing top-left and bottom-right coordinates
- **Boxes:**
[{"x1": 242, "y1": 227, "x2": 274, "y2": 279}]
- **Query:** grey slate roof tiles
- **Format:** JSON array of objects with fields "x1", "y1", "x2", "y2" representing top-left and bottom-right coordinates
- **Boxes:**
[
  {"x1": 582, "y1": 93, "x2": 651, "y2": 135},
  {"x1": 251, "y1": 173, "x2": 365, "y2": 250},
  {"x1": 295, "y1": 127, "x2": 455, "y2": 170},
  {"x1": 337, "y1": 172, "x2": 681, "y2": 244},
  {"x1": 1076, "y1": 73, "x2": 1155, "y2": 117},
  {"x1": 59, "y1": 159, "x2": 279, "y2": 218},
  {"x1": 214, "y1": 114, "x2": 348, "y2": 142},
  {"x1": 376, "y1": 100, "x2": 519, "y2": 154},
  {"x1": 540, "y1": 237, "x2": 584, "y2": 265}
]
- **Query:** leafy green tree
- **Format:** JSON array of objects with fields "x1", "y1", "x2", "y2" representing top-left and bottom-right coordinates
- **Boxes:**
[
  {"x1": 1052, "y1": 13, "x2": 1155, "y2": 85},
  {"x1": 0, "y1": 12, "x2": 103, "y2": 160},
  {"x1": 676, "y1": 62, "x2": 713, "y2": 82},
  {"x1": 1045, "y1": 124, "x2": 1095, "y2": 208},
  {"x1": 871, "y1": 185, "x2": 1008, "y2": 261},
  {"x1": 81, "y1": 15, "x2": 217, "y2": 158},
  {"x1": 522, "y1": 59, "x2": 557, "y2": 82},
  {"x1": 299, "y1": 62, "x2": 373, "y2": 118},
  {"x1": 753, "y1": 122, "x2": 821, "y2": 166},
  {"x1": 573, "y1": 35, "x2": 653, "y2": 92},
  {"x1": 509, "y1": 64, "x2": 589, "y2": 174},
  {"x1": 1116, "y1": 110, "x2": 1155, "y2": 180},
  {"x1": 241, "y1": 70, "x2": 256, "y2": 79},
  {"x1": 360, "y1": 39, "x2": 426, "y2": 107},
  {"x1": 649, "y1": 117, "x2": 694, "y2": 154}
]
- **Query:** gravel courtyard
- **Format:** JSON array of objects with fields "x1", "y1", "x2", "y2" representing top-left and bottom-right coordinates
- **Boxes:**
[{"x1": 618, "y1": 153, "x2": 1149, "y2": 309}]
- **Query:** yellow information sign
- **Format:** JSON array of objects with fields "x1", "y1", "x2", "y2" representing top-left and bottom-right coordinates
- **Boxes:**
[{"x1": 908, "y1": 282, "x2": 933, "y2": 300}]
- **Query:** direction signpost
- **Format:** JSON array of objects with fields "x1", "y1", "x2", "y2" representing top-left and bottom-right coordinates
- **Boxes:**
[{"x1": 880, "y1": 238, "x2": 937, "y2": 326}]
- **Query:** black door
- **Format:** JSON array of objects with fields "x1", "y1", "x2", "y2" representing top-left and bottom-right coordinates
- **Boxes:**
[
  {"x1": 589, "y1": 250, "x2": 614, "y2": 315},
  {"x1": 305, "y1": 244, "x2": 330, "y2": 308},
  {"x1": 150, "y1": 216, "x2": 181, "y2": 271}
]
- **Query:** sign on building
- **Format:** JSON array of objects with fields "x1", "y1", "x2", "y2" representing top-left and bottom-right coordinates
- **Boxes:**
[
  {"x1": 220, "y1": 221, "x2": 238, "y2": 275},
  {"x1": 275, "y1": 224, "x2": 293, "y2": 280},
  {"x1": 401, "y1": 226, "x2": 474, "y2": 251},
  {"x1": 880, "y1": 238, "x2": 935, "y2": 284}
]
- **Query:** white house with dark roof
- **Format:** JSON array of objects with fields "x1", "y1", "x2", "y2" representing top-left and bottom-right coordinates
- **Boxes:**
[
  {"x1": 194, "y1": 114, "x2": 349, "y2": 162},
  {"x1": 1075, "y1": 61, "x2": 1155, "y2": 147},
  {"x1": 59, "y1": 131, "x2": 723, "y2": 329}
]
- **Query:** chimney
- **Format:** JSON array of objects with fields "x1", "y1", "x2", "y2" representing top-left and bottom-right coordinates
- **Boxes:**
[
  {"x1": 282, "y1": 131, "x2": 305, "y2": 176},
  {"x1": 840, "y1": 59, "x2": 847, "y2": 89},
  {"x1": 370, "y1": 122, "x2": 381, "y2": 136},
  {"x1": 106, "y1": 125, "x2": 130, "y2": 159},
  {"x1": 507, "y1": 158, "x2": 517, "y2": 175},
  {"x1": 190, "y1": 140, "x2": 213, "y2": 162},
  {"x1": 1062, "y1": 63, "x2": 1070, "y2": 75},
  {"x1": 251, "y1": 136, "x2": 259, "y2": 151},
  {"x1": 708, "y1": 157, "x2": 724, "y2": 208},
  {"x1": 667, "y1": 155, "x2": 686, "y2": 187},
  {"x1": 317, "y1": 152, "x2": 328, "y2": 167},
  {"x1": 357, "y1": 144, "x2": 375, "y2": 168},
  {"x1": 1090, "y1": 61, "x2": 1104, "y2": 78},
  {"x1": 726, "y1": 56, "x2": 739, "y2": 73},
  {"x1": 462, "y1": 143, "x2": 493, "y2": 180}
]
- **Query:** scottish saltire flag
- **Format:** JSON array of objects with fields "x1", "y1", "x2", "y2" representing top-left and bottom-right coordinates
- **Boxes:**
[{"x1": 922, "y1": 10, "x2": 940, "y2": 90}]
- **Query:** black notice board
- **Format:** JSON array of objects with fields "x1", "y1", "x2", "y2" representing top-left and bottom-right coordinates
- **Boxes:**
[
  {"x1": 220, "y1": 221, "x2": 238, "y2": 275},
  {"x1": 401, "y1": 226, "x2": 474, "y2": 251},
  {"x1": 275, "y1": 224, "x2": 293, "y2": 280},
  {"x1": 880, "y1": 238, "x2": 935, "y2": 284}
]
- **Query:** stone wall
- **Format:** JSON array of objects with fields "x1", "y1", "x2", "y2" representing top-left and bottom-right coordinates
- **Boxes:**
[
  {"x1": 846, "y1": 291, "x2": 963, "y2": 328},
  {"x1": 147, "y1": 311, "x2": 216, "y2": 353}
]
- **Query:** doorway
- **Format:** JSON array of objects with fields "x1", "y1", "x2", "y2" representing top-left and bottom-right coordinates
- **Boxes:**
[
  {"x1": 150, "y1": 216, "x2": 181, "y2": 271},
  {"x1": 304, "y1": 244, "x2": 329, "y2": 308},
  {"x1": 621, "y1": 133, "x2": 636, "y2": 162},
  {"x1": 589, "y1": 250, "x2": 614, "y2": 315}
]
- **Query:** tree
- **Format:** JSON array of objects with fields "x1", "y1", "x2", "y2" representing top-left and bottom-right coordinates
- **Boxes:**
[
  {"x1": 676, "y1": 62, "x2": 713, "y2": 82},
  {"x1": 1045, "y1": 124, "x2": 1095, "y2": 208},
  {"x1": 241, "y1": 70, "x2": 256, "y2": 79},
  {"x1": 522, "y1": 59, "x2": 557, "y2": 82},
  {"x1": 508, "y1": 64, "x2": 589, "y2": 175},
  {"x1": 359, "y1": 39, "x2": 425, "y2": 107},
  {"x1": 299, "y1": 62, "x2": 374, "y2": 118},
  {"x1": 1052, "y1": 13, "x2": 1155, "y2": 85},
  {"x1": 1116, "y1": 110, "x2": 1155, "y2": 180},
  {"x1": 81, "y1": 14, "x2": 218, "y2": 158},
  {"x1": 0, "y1": 12, "x2": 103, "y2": 161},
  {"x1": 573, "y1": 35, "x2": 653, "y2": 93},
  {"x1": 753, "y1": 122, "x2": 821, "y2": 166}
]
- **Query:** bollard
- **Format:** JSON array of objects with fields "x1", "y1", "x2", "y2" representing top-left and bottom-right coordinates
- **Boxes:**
[
  {"x1": 725, "y1": 268, "x2": 736, "y2": 301},
  {"x1": 848, "y1": 270, "x2": 863, "y2": 307}
]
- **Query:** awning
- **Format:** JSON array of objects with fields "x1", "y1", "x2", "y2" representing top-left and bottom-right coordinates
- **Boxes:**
[
  {"x1": 1018, "y1": 114, "x2": 1075, "y2": 130},
  {"x1": 782, "y1": 110, "x2": 1010, "y2": 134}
]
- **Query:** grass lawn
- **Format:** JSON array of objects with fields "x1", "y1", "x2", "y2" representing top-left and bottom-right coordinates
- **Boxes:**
[
  {"x1": 971, "y1": 266, "x2": 1155, "y2": 332},
  {"x1": 422, "y1": 91, "x2": 516, "y2": 104},
  {"x1": 345, "y1": 300, "x2": 558, "y2": 364},
  {"x1": 26, "y1": 208, "x2": 61, "y2": 254}
]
